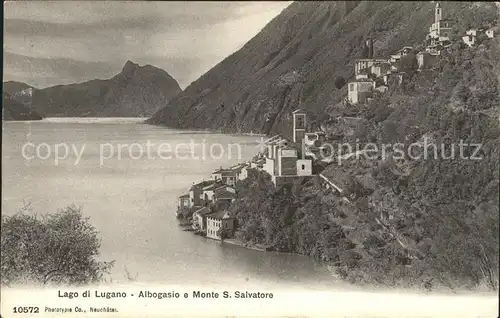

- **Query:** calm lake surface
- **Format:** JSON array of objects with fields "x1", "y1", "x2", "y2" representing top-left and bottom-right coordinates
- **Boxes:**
[{"x1": 2, "y1": 118, "x2": 338, "y2": 290}]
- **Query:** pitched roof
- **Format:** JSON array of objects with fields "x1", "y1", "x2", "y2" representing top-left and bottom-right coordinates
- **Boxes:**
[
  {"x1": 279, "y1": 145, "x2": 298, "y2": 151},
  {"x1": 203, "y1": 181, "x2": 223, "y2": 191},
  {"x1": 179, "y1": 194, "x2": 189, "y2": 199},
  {"x1": 206, "y1": 210, "x2": 232, "y2": 220},
  {"x1": 193, "y1": 206, "x2": 211, "y2": 216},
  {"x1": 266, "y1": 135, "x2": 291, "y2": 146},
  {"x1": 265, "y1": 134, "x2": 282, "y2": 144},
  {"x1": 230, "y1": 163, "x2": 247, "y2": 172},
  {"x1": 221, "y1": 170, "x2": 238, "y2": 176},
  {"x1": 351, "y1": 78, "x2": 375, "y2": 83},
  {"x1": 215, "y1": 184, "x2": 235, "y2": 192},
  {"x1": 190, "y1": 179, "x2": 215, "y2": 190},
  {"x1": 355, "y1": 58, "x2": 388, "y2": 62},
  {"x1": 212, "y1": 167, "x2": 230, "y2": 173},
  {"x1": 215, "y1": 189, "x2": 236, "y2": 200}
]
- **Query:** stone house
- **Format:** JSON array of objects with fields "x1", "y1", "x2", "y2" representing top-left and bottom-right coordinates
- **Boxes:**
[
  {"x1": 238, "y1": 164, "x2": 251, "y2": 180},
  {"x1": 416, "y1": 51, "x2": 439, "y2": 70},
  {"x1": 347, "y1": 79, "x2": 375, "y2": 104},
  {"x1": 213, "y1": 185, "x2": 236, "y2": 205},
  {"x1": 192, "y1": 206, "x2": 212, "y2": 231},
  {"x1": 189, "y1": 180, "x2": 216, "y2": 208},
  {"x1": 354, "y1": 58, "x2": 389, "y2": 76},
  {"x1": 462, "y1": 28, "x2": 496, "y2": 47},
  {"x1": 212, "y1": 167, "x2": 238, "y2": 186},
  {"x1": 206, "y1": 211, "x2": 236, "y2": 240},
  {"x1": 177, "y1": 194, "x2": 190, "y2": 209}
]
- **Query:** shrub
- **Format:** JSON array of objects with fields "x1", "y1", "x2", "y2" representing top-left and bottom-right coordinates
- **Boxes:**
[
  {"x1": 334, "y1": 76, "x2": 346, "y2": 89},
  {"x1": 1, "y1": 205, "x2": 114, "y2": 286}
]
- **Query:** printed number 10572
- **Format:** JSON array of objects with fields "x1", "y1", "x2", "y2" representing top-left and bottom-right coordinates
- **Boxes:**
[{"x1": 13, "y1": 306, "x2": 40, "y2": 314}]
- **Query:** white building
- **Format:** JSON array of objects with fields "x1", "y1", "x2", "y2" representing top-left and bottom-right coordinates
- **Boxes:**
[
  {"x1": 263, "y1": 110, "x2": 313, "y2": 186},
  {"x1": 354, "y1": 59, "x2": 389, "y2": 76},
  {"x1": 238, "y1": 164, "x2": 251, "y2": 180},
  {"x1": 206, "y1": 211, "x2": 236, "y2": 240},
  {"x1": 425, "y1": 2, "x2": 452, "y2": 53},
  {"x1": 462, "y1": 28, "x2": 495, "y2": 47},
  {"x1": 347, "y1": 79, "x2": 375, "y2": 105},
  {"x1": 304, "y1": 132, "x2": 325, "y2": 147}
]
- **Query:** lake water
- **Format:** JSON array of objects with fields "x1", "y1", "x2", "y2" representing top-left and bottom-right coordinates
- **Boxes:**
[
  {"x1": 3, "y1": 118, "x2": 499, "y2": 317},
  {"x1": 1, "y1": 118, "x2": 339, "y2": 290}
]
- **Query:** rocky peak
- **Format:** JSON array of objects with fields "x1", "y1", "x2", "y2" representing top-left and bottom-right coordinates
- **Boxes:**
[{"x1": 122, "y1": 60, "x2": 140, "y2": 74}]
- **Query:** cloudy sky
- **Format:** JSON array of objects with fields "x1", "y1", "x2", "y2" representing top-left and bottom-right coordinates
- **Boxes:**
[{"x1": 3, "y1": 1, "x2": 291, "y2": 89}]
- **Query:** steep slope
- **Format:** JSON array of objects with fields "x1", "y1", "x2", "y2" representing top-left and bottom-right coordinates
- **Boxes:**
[
  {"x1": 148, "y1": 1, "x2": 497, "y2": 135},
  {"x1": 226, "y1": 38, "x2": 500, "y2": 291},
  {"x1": 31, "y1": 61, "x2": 182, "y2": 117},
  {"x1": 158, "y1": 1, "x2": 499, "y2": 291},
  {"x1": 2, "y1": 93, "x2": 42, "y2": 121}
]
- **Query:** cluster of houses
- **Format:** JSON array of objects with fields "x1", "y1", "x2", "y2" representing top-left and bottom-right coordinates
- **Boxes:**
[
  {"x1": 177, "y1": 109, "x2": 327, "y2": 240},
  {"x1": 176, "y1": 163, "x2": 250, "y2": 240},
  {"x1": 347, "y1": 2, "x2": 496, "y2": 105},
  {"x1": 176, "y1": 2, "x2": 497, "y2": 242}
]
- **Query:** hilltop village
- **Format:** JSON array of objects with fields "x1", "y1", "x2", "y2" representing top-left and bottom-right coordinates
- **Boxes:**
[
  {"x1": 176, "y1": 2, "x2": 497, "y2": 244},
  {"x1": 346, "y1": 2, "x2": 495, "y2": 105}
]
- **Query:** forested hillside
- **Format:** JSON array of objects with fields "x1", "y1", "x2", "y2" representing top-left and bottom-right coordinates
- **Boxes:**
[
  {"x1": 228, "y1": 36, "x2": 499, "y2": 291},
  {"x1": 148, "y1": 1, "x2": 497, "y2": 137},
  {"x1": 2, "y1": 92, "x2": 42, "y2": 121}
]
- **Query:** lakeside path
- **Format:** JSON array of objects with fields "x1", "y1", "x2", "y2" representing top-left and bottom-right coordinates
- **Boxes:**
[{"x1": 222, "y1": 239, "x2": 272, "y2": 252}]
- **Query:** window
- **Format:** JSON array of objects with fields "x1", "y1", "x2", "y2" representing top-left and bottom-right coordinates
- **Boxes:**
[
  {"x1": 296, "y1": 116, "x2": 304, "y2": 127},
  {"x1": 301, "y1": 164, "x2": 305, "y2": 170},
  {"x1": 349, "y1": 83, "x2": 355, "y2": 91}
]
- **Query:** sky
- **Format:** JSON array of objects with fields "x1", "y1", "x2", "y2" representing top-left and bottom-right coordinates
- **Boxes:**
[{"x1": 3, "y1": 1, "x2": 291, "y2": 89}]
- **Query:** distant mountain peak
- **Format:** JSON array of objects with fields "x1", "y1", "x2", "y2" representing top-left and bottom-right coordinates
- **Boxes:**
[
  {"x1": 30, "y1": 61, "x2": 182, "y2": 117},
  {"x1": 122, "y1": 60, "x2": 140, "y2": 74}
]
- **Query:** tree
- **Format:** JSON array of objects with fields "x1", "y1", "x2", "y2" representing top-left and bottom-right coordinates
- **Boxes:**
[
  {"x1": 217, "y1": 226, "x2": 233, "y2": 240},
  {"x1": 399, "y1": 52, "x2": 418, "y2": 74},
  {"x1": 1, "y1": 205, "x2": 114, "y2": 286},
  {"x1": 334, "y1": 76, "x2": 346, "y2": 89},
  {"x1": 361, "y1": 42, "x2": 370, "y2": 58}
]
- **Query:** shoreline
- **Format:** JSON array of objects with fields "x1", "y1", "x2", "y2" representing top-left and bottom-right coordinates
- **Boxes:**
[
  {"x1": 146, "y1": 120, "x2": 267, "y2": 137},
  {"x1": 221, "y1": 238, "x2": 273, "y2": 252}
]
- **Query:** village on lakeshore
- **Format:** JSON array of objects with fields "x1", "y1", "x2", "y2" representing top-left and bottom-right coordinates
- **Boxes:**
[
  {"x1": 176, "y1": 2, "x2": 497, "y2": 243},
  {"x1": 176, "y1": 107, "x2": 323, "y2": 242}
]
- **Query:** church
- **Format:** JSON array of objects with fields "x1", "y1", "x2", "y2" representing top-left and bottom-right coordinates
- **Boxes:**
[
  {"x1": 425, "y1": 2, "x2": 453, "y2": 54},
  {"x1": 263, "y1": 109, "x2": 314, "y2": 186}
]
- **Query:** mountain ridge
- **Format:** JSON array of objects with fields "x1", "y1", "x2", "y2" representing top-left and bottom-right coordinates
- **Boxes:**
[
  {"x1": 147, "y1": 1, "x2": 497, "y2": 135},
  {"x1": 25, "y1": 61, "x2": 182, "y2": 117}
]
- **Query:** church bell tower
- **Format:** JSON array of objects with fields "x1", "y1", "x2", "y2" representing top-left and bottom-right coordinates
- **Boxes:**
[
  {"x1": 435, "y1": 2, "x2": 442, "y2": 23},
  {"x1": 292, "y1": 109, "x2": 306, "y2": 144}
]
